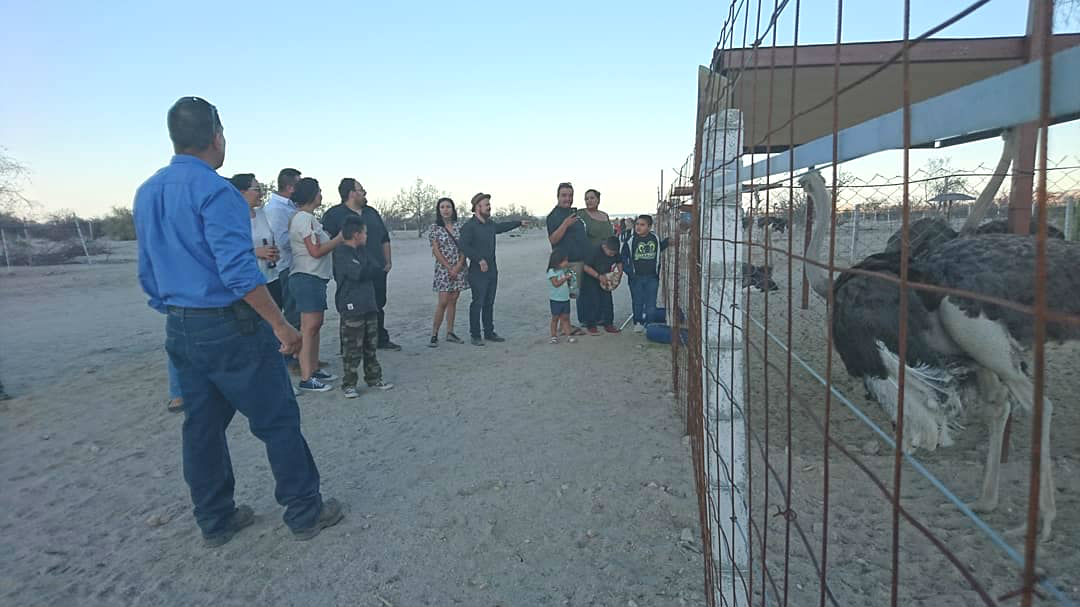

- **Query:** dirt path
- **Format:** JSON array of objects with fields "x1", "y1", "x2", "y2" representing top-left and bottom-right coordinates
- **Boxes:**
[{"x1": 0, "y1": 231, "x2": 705, "y2": 606}]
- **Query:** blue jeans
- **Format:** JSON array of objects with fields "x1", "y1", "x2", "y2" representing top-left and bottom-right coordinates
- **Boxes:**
[
  {"x1": 168, "y1": 358, "x2": 181, "y2": 399},
  {"x1": 165, "y1": 307, "x2": 322, "y2": 536},
  {"x1": 629, "y1": 274, "x2": 659, "y2": 326}
]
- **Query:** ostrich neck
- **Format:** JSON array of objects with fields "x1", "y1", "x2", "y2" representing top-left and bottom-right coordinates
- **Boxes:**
[
  {"x1": 802, "y1": 175, "x2": 833, "y2": 300},
  {"x1": 960, "y1": 129, "x2": 1015, "y2": 234}
]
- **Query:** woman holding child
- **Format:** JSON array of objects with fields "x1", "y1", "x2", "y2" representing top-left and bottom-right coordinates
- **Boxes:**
[
  {"x1": 427, "y1": 197, "x2": 469, "y2": 347},
  {"x1": 288, "y1": 177, "x2": 343, "y2": 392}
]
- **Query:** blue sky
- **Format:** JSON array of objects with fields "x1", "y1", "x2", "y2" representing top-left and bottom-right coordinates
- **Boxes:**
[{"x1": 0, "y1": 0, "x2": 1075, "y2": 218}]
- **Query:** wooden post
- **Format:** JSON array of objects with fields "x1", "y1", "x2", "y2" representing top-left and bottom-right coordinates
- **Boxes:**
[
  {"x1": 75, "y1": 219, "x2": 92, "y2": 265},
  {"x1": 1, "y1": 228, "x2": 10, "y2": 270}
]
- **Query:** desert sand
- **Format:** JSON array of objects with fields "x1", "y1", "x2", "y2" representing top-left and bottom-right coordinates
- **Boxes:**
[{"x1": 0, "y1": 230, "x2": 705, "y2": 606}]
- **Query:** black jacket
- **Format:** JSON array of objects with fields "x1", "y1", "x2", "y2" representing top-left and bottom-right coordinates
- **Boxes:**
[
  {"x1": 332, "y1": 244, "x2": 383, "y2": 318},
  {"x1": 459, "y1": 216, "x2": 522, "y2": 272}
]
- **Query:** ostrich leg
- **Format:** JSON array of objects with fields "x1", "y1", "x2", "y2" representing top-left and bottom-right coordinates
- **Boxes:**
[{"x1": 970, "y1": 369, "x2": 1011, "y2": 514}]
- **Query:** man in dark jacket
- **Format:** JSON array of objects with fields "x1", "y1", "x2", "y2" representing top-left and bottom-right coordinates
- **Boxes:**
[
  {"x1": 459, "y1": 192, "x2": 527, "y2": 346},
  {"x1": 332, "y1": 217, "x2": 394, "y2": 398},
  {"x1": 322, "y1": 178, "x2": 401, "y2": 351}
]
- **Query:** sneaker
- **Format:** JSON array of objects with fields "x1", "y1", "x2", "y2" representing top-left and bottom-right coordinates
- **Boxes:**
[
  {"x1": 550, "y1": 336, "x2": 559, "y2": 344},
  {"x1": 471, "y1": 336, "x2": 485, "y2": 346},
  {"x1": 292, "y1": 498, "x2": 345, "y2": 541},
  {"x1": 342, "y1": 387, "x2": 360, "y2": 399},
  {"x1": 633, "y1": 324, "x2": 645, "y2": 334},
  {"x1": 428, "y1": 335, "x2": 439, "y2": 348},
  {"x1": 445, "y1": 332, "x2": 464, "y2": 344},
  {"x1": 604, "y1": 325, "x2": 621, "y2": 334},
  {"x1": 587, "y1": 326, "x2": 600, "y2": 335},
  {"x1": 202, "y1": 505, "x2": 255, "y2": 548},
  {"x1": 311, "y1": 370, "x2": 336, "y2": 382},
  {"x1": 367, "y1": 380, "x2": 394, "y2": 391},
  {"x1": 378, "y1": 340, "x2": 402, "y2": 351},
  {"x1": 567, "y1": 337, "x2": 578, "y2": 343},
  {"x1": 298, "y1": 378, "x2": 332, "y2": 392},
  {"x1": 485, "y1": 333, "x2": 506, "y2": 343}
]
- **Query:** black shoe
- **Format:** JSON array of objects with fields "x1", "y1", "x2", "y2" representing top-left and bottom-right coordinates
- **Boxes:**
[
  {"x1": 292, "y1": 498, "x2": 345, "y2": 541},
  {"x1": 428, "y1": 335, "x2": 438, "y2": 348},
  {"x1": 378, "y1": 340, "x2": 402, "y2": 351},
  {"x1": 485, "y1": 333, "x2": 506, "y2": 343},
  {"x1": 202, "y1": 505, "x2": 255, "y2": 548},
  {"x1": 445, "y1": 332, "x2": 464, "y2": 344},
  {"x1": 470, "y1": 336, "x2": 485, "y2": 346}
]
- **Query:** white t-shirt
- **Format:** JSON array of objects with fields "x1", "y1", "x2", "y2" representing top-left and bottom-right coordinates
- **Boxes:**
[
  {"x1": 288, "y1": 211, "x2": 333, "y2": 280},
  {"x1": 250, "y1": 207, "x2": 280, "y2": 283}
]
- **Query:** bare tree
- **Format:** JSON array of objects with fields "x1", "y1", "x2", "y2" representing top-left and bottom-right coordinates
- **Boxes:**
[
  {"x1": 921, "y1": 157, "x2": 972, "y2": 217},
  {"x1": 0, "y1": 149, "x2": 37, "y2": 222},
  {"x1": 390, "y1": 178, "x2": 448, "y2": 237}
]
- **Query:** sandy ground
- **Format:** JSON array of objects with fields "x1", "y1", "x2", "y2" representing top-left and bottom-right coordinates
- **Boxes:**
[
  {"x1": 0, "y1": 230, "x2": 706, "y2": 606},
  {"x1": 735, "y1": 221, "x2": 1080, "y2": 606}
]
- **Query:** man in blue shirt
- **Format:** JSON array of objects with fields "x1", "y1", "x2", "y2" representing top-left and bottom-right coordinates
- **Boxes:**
[{"x1": 134, "y1": 97, "x2": 343, "y2": 546}]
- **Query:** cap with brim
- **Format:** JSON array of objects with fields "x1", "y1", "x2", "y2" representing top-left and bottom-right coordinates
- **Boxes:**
[{"x1": 471, "y1": 192, "x2": 491, "y2": 209}]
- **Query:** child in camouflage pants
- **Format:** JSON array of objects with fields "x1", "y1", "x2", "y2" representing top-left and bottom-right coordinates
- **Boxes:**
[{"x1": 332, "y1": 217, "x2": 394, "y2": 398}]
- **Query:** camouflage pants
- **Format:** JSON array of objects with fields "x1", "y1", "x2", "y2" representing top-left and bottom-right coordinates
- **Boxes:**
[{"x1": 340, "y1": 313, "x2": 382, "y2": 388}]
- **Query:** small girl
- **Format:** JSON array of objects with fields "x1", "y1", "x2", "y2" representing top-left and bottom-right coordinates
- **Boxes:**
[{"x1": 546, "y1": 250, "x2": 577, "y2": 344}]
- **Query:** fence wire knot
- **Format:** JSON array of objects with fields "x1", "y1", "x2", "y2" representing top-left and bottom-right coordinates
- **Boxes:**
[{"x1": 772, "y1": 504, "x2": 797, "y2": 522}]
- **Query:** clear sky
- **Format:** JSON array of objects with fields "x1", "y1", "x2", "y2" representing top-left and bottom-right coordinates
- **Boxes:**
[{"x1": 1, "y1": 0, "x2": 1076, "y2": 218}]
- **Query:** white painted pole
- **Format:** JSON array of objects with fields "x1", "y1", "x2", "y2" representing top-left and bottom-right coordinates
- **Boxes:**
[
  {"x1": 700, "y1": 109, "x2": 749, "y2": 607},
  {"x1": 1065, "y1": 198, "x2": 1076, "y2": 241},
  {"x1": 850, "y1": 204, "x2": 859, "y2": 262},
  {"x1": 74, "y1": 218, "x2": 92, "y2": 265},
  {"x1": 1, "y1": 228, "x2": 10, "y2": 270}
]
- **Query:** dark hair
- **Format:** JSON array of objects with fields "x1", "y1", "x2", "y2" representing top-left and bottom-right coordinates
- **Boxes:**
[
  {"x1": 277, "y1": 168, "x2": 301, "y2": 192},
  {"x1": 637, "y1": 214, "x2": 654, "y2": 227},
  {"x1": 585, "y1": 189, "x2": 601, "y2": 200},
  {"x1": 547, "y1": 248, "x2": 569, "y2": 270},
  {"x1": 435, "y1": 197, "x2": 458, "y2": 227},
  {"x1": 556, "y1": 182, "x2": 574, "y2": 196},
  {"x1": 167, "y1": 96, "x2": 222, "y2": 152},
  {"x1": 602, "y1": 236, "x2": 620, "y2": 252},
  {"x1": 290, "y1": 177, "x2": 320, "y2": 206},
  {"x1": 228, "y1": 173, "x2": 256, "y2": 192},
  {"x1": 338, "y1": 178, "x2": 358, "y2": 202},
  {"x1": 342, "y1": 215, "x2": 366, "y2": 240}
]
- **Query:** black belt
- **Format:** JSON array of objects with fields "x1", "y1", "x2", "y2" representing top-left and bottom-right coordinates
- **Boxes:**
[{"x1": 166, "y1": 305, "x2": 235, "y2": 317}]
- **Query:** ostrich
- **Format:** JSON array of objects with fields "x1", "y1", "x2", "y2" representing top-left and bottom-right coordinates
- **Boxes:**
[{"x1": 799, "y1": 163, "x2": 1080, "y2": 542}]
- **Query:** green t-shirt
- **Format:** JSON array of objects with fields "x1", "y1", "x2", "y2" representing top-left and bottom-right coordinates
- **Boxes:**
[{"x1": 547, "y1": 268, "x2": 572, "y2": 302}]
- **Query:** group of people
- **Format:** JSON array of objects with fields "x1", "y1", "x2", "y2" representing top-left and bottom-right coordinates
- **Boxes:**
[
  {"x1": 136, "y1": 96, "x2": 668, "y2": 548},
  {"x1": 543, "y1": 182, "x2": 670, "y2": 342}
]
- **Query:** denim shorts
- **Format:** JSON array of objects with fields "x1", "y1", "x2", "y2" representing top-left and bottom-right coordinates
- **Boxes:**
[
  {"x1": 288, "y1": 272, "x2": 329, "y2": 313},
  {"x1": 549, "y1": 299, "x2": 570, "y2": 317}
]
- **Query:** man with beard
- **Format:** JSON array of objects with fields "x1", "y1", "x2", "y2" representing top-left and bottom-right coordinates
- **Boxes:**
[
  {"x1": 458, "y1": 193, "x2": 528, "y2": 346},
  {"x1": 545, "y1": 182, "x2": 590, "y2": 334},
  {"x1": 321, "y1": 178, "x2": 401, "y2": 351}
]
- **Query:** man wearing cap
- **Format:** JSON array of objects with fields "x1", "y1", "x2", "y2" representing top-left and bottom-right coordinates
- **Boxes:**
[
  {"x1": 134, "y1": 96, "x2": 343, "y2": 546},
  {"x1": 458, "y1": 192, "x2": 528, "y2": 346}
]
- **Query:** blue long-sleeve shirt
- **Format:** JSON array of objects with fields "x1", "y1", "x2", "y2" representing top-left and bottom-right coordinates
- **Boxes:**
[{"x1": 134, "y1": 155, "x2": 266, "y2": 313}]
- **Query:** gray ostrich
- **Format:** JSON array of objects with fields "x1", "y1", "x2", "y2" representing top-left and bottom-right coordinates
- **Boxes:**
[{"x1": 798, "y1": 157, "x2": 1080, "y2": 542}]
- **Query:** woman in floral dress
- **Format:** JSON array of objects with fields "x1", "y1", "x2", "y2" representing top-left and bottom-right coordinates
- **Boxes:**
[{"x1": 428, "y1": 197, "x2": 469, "y2": 347}]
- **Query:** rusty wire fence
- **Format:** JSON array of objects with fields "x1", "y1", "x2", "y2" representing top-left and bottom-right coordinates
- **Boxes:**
[{"x1": 661, "y1": 1, "x2": 1080, "y2": 606}]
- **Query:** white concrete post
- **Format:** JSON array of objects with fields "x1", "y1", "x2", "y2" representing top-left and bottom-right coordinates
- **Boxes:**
[
  {"x1": 700, "y1": 109, "x2": 749, "y2": 607},
  {"x1": 1065, "y1": 198, "x2": 1076, "y2": 241}
]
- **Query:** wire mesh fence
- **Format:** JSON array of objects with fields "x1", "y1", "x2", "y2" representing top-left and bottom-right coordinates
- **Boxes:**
[{"x1": 663, "y1": 1, "x2": 1080, "y2": 606}]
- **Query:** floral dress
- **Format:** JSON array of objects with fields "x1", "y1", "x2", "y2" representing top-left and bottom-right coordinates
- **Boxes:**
[{"x1": 429, "y1": 223, "x2": 470, "y2": 292}]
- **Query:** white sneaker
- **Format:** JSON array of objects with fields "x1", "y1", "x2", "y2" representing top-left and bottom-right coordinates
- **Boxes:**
[
  {"x1": 343, "y1": 387, "x2": 360, "y2": 399},
  {"x1": 368, "y1": 380, "x2": 394, "y2": 391},
  {"x1": 633, "y1": 324, "x2": 645, "y2": 334}
]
